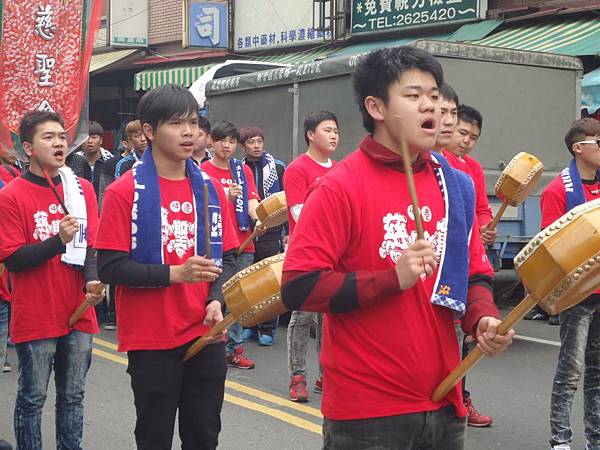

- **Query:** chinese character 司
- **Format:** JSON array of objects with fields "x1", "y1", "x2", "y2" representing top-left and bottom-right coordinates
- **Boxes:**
[
  {"x1": 35, "y1": 54, "x2": 56, "y2": 87},
  {"x1": 34, "y1": 4, "x2": 57, "y2": 41}
]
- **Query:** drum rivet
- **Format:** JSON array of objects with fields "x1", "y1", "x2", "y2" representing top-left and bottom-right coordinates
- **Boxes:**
[
  {"x1": 585, "y1": 265, "x2": 591, "y2": 271},
  {"x1": 577, "y1": 268, "x2": 584, "y2": 274},
  {"x1": 589, "y1": 259, "x2": 596, "y2": 266},
  {"x1": 574, "y1": 273, "x2": 580, "y2": 280}
]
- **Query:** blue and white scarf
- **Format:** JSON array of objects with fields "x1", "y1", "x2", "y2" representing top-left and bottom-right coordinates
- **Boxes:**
[
  {"x1": 561, "y1": 158, "x2": 599, "y2": 211},
  {"x1": 430, "y1": 152, "x2": 475, "y2": 317},
  {"x1": 131, "y1": 147, "x2": 223, "y2": 267},
  {"x1": 229, "y1": 158, "x2": 251, "y2": 231},
  {"x1": 242, "y1": 151, "x2": 283, "y2": 198}
]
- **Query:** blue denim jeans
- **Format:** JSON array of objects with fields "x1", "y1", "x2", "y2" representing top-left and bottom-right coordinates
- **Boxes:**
[
  {"x1": 226, "y1": 252, "x2": 254, "y2": 354},
  {"x1": 14, "y1": 330, "x2": 93, "y2": 450},
  {"x1": 550, "y1": 298, "x2": 600, "y2": 450},
  {"x1": 323, "y1": 405, "x2": 465, "y2": 450},
  {"x1": 0, "y1": 300, "x2": 9, "y2": 368}
]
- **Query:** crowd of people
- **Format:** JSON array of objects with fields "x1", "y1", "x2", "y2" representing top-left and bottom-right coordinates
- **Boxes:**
[{"x1": 0, "y1": 45, "x2": 598, "y2": 450}]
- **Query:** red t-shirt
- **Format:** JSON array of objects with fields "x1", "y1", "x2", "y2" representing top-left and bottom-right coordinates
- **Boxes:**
[
  {"x1": 95, "y1": 170, "x2": 239, "y2": 352},
  {"x1": 541, "y1": 172, "x2": 600, "y2": 294},
  {"x1": 201, "y1": 161, "x2": 259, "y2": 254},
  {"x1": 442, "y1": 150, "x2": 493, "y2": 228},
  {"x1": 284, "y1": 148, "x2": 493, "y2": 421},
  {"x1": 0, "y1": 175, "x2": 99, "y2": 343},
  {"x1": 283, "y1": 153, "x2": 337, "y2": 236}
]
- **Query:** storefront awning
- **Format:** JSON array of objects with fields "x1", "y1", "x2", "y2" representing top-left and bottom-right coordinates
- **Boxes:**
[
  {"x1": 331, "y1": 34, "x2": 450, "y2": 57},
  {"x1": 242, "y1": 45, "x2": 338, "y2": 64},
  {"x1": 583, "y1": 66, "x2": 600, "y2": 113},
  {"x1": 134, "y1": 64, "x2": 216, "y2": 91},
  {"x1": 467, "y1": 18, "x2": 600, "y2": 56},
  {"x1": 90, "y1": 49, "x2": 139, "y2": 73},
  {"x1": 447, "y1": 19, "x2": 504, "y2": 42}
]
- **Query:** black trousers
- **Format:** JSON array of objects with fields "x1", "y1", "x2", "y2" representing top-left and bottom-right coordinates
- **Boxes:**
[
  {"x1": 127, "y1": 341, "x2": 227, "y2": 450},
  {"x1": 323, "y1": 406, "x2": 465, "y2": 450}
]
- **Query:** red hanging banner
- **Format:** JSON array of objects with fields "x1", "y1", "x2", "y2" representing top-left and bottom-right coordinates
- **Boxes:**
[{"x1": 0, "y1": 0, "x2": 103, "y2": 149}]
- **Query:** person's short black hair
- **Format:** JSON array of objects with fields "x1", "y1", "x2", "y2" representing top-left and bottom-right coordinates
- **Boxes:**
[
  {"x1": 440, "y1": 83, "x2": 459, "y2": 107},
  {"x1": 303, "y1": 111, "x2": 338, "y2": 145},
  {"x1": 198, "y1": 116, "x2": 211, "y2": 133},
  {"x1": 19, "y1": 110, "x2": 64, "y2": 144},
  {"x1": 137, "y1": 84, "x2": 199, "y2": 132},
  {"x1": 565, "y1": 117, "x2": 600, "y2": 157},
  {"x1": 210, "y1": 120, "x2": 240, "y2": 142},
  {"x1": 352, "y1": 46, "x2": 443, "y2": 133},
  {"x1": 458, "y1": 104, "x2": 483, "y2": 133},
  {"x1": 88, "y1": 121, "x2": 104, "y2": 137}
]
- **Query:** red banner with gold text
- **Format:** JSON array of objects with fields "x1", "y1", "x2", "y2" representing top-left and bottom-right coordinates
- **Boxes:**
[{"x1": 0, "y1": 0, "x2": 103, "y2": 150}]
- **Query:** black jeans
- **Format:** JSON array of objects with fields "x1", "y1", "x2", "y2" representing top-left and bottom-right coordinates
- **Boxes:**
[
  {"x1": 127, "y1": 341, "x2": 227, "y2": 450},
  {"x1": 323, "y1": 406, "x2": 466, "y2": 450}
]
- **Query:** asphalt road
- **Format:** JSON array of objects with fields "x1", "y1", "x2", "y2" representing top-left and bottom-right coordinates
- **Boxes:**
[{"x1": 0, "y1": 307, "x2": 587, "y2": 449}]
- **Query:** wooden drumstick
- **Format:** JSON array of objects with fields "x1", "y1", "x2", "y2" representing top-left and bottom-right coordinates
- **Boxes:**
[
  {"x1": 487, "y1": 201, "x2": 508, "y2": 231},
  {"x1": 237, "y1": 228, "x2": 258, "y2": 256},
  {"x1": 68, "y1": 282, "x2": 106, "y2": 327},
  {"x1": 204, "y1": 184, "x2": 211, "y2": 260},
  {"x1": 41, "y1": 169, "x2": 70, "y2": 216},
  {"x1": 183, "y1": 314, "x2": 236, "y2": 362},
  {"x1": 431, "y1": 294, "x2": 535, "y2": 402},
  {"x1": 0, "y1": 264, "x2": 5, "y2": 277},
  {"x1": 400, "y1": 137, "x2": 424, "y2": 240}
]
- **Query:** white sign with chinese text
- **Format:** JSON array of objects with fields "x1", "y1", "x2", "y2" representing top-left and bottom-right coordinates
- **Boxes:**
[{"x1": 234, "y1": 0, "x2": 328, "y2": 52}]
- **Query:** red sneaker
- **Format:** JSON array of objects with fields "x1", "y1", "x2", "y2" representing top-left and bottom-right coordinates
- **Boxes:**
[
  {"x1": 226, "y1": 347, "x2": 255, "y2": 369},
  {"x1": 289, "y1": 375, "x2": 309, "y2": 402},
  {"x1": 314, "y1": 377, "x2": 323, "y2": 394},
  {"x1": 465, "y1": 397, "x2": 493, "y2": 427}
]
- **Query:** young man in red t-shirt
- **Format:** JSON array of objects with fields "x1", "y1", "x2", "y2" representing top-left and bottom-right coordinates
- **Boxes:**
[
  {"x1": 96, "y1": 86, "x2": 239, "y2": 449},
  {"x1": 436, "y1": 87, "x2": 496, "y2": 427},
  {"x1": 0, "y1": 111, "x2": 103, "y2": 449},
  {"x1": 281, "y1": 47, "x2": 514, "y2": 449},
  {"x1": 543, "y1": 118, "x2": 600, "y2": 450},
  {"x1": 202, "y1": 120, "x2": 264, "y2": 369},
  {"x1": 283, "y1": 110, "x2": 339, "y2": 402}
]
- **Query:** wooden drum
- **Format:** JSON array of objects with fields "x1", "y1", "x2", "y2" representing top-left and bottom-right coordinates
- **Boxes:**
[
  {"x1": 515, "y1": 199, "x2": 600, "y2": 315},
  {"x1": 223, "y1": 253, "x2": 287, "y2": 327},
  {"x1": 183, "y1": 253, "x2": 287, "y2": 361},
  {"x1": 495, "y1": 152, "x2": 544, "y2": 207},
  {"x1": 256, "y1": 191, "x2": 288, "y2": 228},
  {"x1": 432, "y1": 198, "x2": 600, "y2": 401}
]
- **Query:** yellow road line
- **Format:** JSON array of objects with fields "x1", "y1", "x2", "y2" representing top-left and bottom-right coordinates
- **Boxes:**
[
  {"x1": 224, "y1": 393, "x2": 322, "y2": 435},
  {"x1": 91, "y1": 342, "x2": 323, "y2": 433},
  {"x1": 93, "y1": 337, "x2": 119, "y2": 351},
  {"x1": 225, "y1": 380, "x2": 322, "y2": 418},
  {"x1": 92, "y1": 348, "x2": 128, "y2": 365}
]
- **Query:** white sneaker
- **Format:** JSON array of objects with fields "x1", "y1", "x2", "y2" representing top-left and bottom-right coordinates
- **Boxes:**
[{"x1": 551, "y1": 444, "x2": 571, "y2": 450}]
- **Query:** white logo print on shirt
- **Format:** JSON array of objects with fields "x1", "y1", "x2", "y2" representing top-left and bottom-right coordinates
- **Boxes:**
[
  {"x1": 32, "y1": 204, "x2": 63, "y2": 241},
  {"x1": 161, "y1": 206, "x2": 196, "y2": 258},
  {"x1": 378, "y1": 206, "x2": 447, "y2": 267}
]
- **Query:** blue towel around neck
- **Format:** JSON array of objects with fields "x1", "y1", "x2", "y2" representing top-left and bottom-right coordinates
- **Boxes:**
[
  {"x1": 131, "y1": 147, "x2": 223, "y2": 267},
  {"x1": 430, "y1": 152, "x2": 475, "y2": 317},
  {"x1": 561, "y1": 158, "x2": 599, "y2": 211},
  {"x1": 229, "y1": 158, "x2": 251, "y2": 231}
]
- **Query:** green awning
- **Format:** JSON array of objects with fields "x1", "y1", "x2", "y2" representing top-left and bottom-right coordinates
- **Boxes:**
[
  {"x1": 134, "y1": 64, "x2": 216, "y2": 91},
  {"x1": 239, "y1": 45, "x2": 338, "y2": 64},
  {"x1": 331, "y1": 34, "x2": 450, "y2": 57},
  {"x1": 467, "y1": 18, "x2": 600, "y2": 56},
  {"x1": 90, "y1": 49, "x2": 139, "y2": 73},
  {"x1": 447, "y1": 19, "x2": 504, "y2": 42}
]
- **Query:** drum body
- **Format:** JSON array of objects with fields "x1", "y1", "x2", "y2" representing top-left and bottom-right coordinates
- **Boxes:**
[
  {"x1": 256, "y1": 192, "x2": 287, "y2": 227},
  {"x1": 515, "y1": 199, "x2": 600, "y2": 315},
  {"x1": 495, "y1": 152, "x2": 543, "y2": 206},
  {"x1": 222, "y1": 253, "x2": 287, "y2": 327}
]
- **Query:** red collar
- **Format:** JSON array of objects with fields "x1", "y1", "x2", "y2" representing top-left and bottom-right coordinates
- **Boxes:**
[{"x1": 359, "y1": 135, "x2": 439, "y2": 173}]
